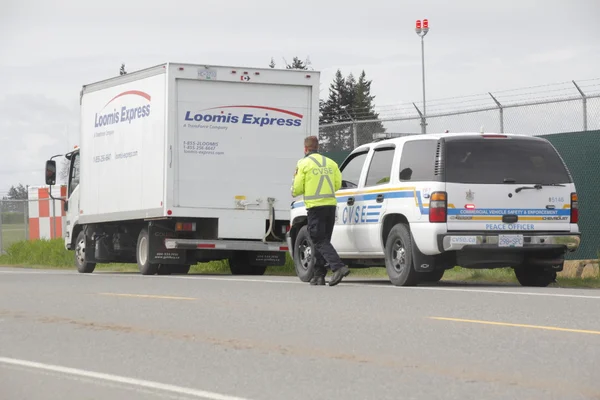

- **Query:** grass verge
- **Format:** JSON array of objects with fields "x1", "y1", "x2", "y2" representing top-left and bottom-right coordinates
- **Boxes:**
[{"x1": 1, "y1": 239, "x2": 599, "y2": 288}]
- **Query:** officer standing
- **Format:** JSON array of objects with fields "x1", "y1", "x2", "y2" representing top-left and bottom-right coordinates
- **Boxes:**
[{"x1": 291, "y1": 136, "x2": 350, "y2": 287}]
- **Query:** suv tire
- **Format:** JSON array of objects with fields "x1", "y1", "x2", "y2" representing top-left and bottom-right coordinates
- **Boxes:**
[{"x1": 384, "y1": 223, "x2": 420, "y2": 286}]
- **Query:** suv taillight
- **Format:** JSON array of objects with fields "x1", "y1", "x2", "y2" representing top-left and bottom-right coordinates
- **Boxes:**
[
  {"x1": 429, "y1": 191, "x2": 447, "y2": 223},
  {"x1": 570, "y1": 193, "x2": 578, "y2": 223}
]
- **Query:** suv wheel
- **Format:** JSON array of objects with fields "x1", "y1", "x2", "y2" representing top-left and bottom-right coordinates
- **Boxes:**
[
  {"x1": 384, "y1": 223, "x2": 420, "y2": 286},
  {"x1": 514, "y1": 266, "x2": 557, "y2": 287}
]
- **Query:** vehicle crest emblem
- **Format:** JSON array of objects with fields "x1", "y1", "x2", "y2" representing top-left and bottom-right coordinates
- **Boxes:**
[{"x1": 466, "y1": 190, "x2": 475, "y2": 201}]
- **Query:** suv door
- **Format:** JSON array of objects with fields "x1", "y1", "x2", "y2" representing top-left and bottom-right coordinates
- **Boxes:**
[
  {"x1": 332, "y1": 150, "x2": 369, "y2": 254},
  {"x1": 443, "y1": 135, "x2": 575, "y2": 234},
  {"x1": 353, "y1": 145, "x2": 397, "y2": 253}
]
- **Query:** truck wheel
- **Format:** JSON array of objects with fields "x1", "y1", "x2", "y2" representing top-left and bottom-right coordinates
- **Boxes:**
[
  {"x1": 136, "y1": 228, "x2": 159, "y2": 275},
  {"x1": 384, "y1": 223, "x2": 420, "y2": 286},
  {"x1": 74, "y1": 231, "x2": 96, "y2": 273},
  {"x1": 292, "y1": 225, "x2": 314, "y2": 282},
  {"x1": 418, "y1": 269, "x2": 445, "y2": 283},
  {"x1": 229, "y1": 252, "x2": 267, "y2": 275},
  {"x1": 514, "y1": 266, "x2": 556, "y2": 287}
]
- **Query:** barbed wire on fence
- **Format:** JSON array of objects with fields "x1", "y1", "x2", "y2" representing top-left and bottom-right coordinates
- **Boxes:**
[{"x1": 319, "y1": 78, "x2": 600, "y2": 150}]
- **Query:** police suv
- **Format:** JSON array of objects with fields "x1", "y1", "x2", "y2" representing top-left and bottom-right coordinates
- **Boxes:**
[{"x1": 286, "y1": 132, "x2": 581, "y2": 287}]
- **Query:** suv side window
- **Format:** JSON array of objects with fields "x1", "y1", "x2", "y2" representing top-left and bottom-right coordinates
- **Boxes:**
[
  {"x1": 365, "y1": 147, "x2": 395, "y2": 187},
  {"x1": 399, "y1": 140, "x2": 439, "y2": 181},
  {"x1": 339, "y1": 151, "x2": 368, "y2": 188}
]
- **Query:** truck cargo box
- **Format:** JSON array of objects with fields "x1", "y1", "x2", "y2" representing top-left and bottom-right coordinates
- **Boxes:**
[
  {"x1": 45, "y1": 62, "x2": 320, "y2": 275},
  {"x1": 79, "y1": 63, "x2": 319, "y2": 241}
]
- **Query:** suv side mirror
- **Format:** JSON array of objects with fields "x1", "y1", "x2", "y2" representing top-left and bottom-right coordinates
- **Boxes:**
[{"x1": 45, "y1": 160, "x2": 57, "y2": 185}]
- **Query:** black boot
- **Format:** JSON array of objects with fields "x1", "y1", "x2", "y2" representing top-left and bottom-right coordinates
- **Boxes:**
[
  {"x1": 328, "y1": 266, "x2": 350, "y2": 287},
  {"x1": 310, "y1": 266, "x2": 326, "y2": 286}
]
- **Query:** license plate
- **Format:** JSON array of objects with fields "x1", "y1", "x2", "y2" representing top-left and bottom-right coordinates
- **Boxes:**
[{"x1": 498, "y1": 234, "x2": 524, "y2": 247}]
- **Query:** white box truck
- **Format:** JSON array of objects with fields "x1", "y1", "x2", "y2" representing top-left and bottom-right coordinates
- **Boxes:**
[{"x1": 44, "y1": 62, "x2": 320, "y2": 275}]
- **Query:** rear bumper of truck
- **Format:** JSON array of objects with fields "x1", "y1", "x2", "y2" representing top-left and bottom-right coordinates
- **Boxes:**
[
  {"x1": 438, "y1": 232, "x2": 581, "y2": 252},
  {"x1": 164, "y1": 238, "x2": 289, "y2": 252}
]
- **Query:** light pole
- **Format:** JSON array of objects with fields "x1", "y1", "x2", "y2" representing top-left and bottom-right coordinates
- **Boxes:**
[{"x1": 415, "y1": 19, "x2": 429, "y2": 134}]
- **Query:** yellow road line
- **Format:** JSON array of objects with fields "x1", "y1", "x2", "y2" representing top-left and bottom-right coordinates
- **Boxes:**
[
  {"x1": 430, "y1": 317, "x2": 600, "y2": 336},
  {"x1": 98, "y1": 293, "x2": 197, "y2": 301}
]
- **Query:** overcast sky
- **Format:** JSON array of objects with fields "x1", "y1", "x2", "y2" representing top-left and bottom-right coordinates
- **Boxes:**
[{"x1": 1, "y1": 0, "x2": 599, "y2": 194}]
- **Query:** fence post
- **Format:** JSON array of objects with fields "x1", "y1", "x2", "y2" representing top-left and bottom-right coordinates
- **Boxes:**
[
  {"x1": 24, "y1": 199, "x2": 29, "y2": 241},
  {"x1": 572, "y1": 80, "x2": 587, "y2": 132},
  {"x1": 352, "y1": 122, "x2": 358, "y2": 148},
  {"x1": 489, "y1": 92, "x2": 504, "y2": 133},
  {"x1": 413, "y1": 103, "x2": 426, "y2": 134}
]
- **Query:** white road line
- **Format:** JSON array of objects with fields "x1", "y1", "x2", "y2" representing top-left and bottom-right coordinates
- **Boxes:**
[
  {"x1": 347, "y1": 284, "x2": 600, "y2": 300},
  {"x1": 2, "y1": 268, "x2": 600, "y2": 300},
  {"x1": 0, "y1": 357, "x2": 253, "y2": 400}
]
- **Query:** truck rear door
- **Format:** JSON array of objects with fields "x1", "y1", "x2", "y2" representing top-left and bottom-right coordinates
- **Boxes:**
[
  {"x1": 174, "y1": 78, "x2": 311, "y2": 212},
  {"x1": 443, "y1": 135, "x2": 574, "y2": 234}
]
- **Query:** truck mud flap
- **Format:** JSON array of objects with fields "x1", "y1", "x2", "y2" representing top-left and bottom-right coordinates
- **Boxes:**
[{"x1": 148, "y1": 223, "x2": 187, "y2": 265}]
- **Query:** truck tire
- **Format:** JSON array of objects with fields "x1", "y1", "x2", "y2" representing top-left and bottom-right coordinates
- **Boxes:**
[
  {"x1": 514, "y1": 266, "x2": 556, "y2": 287},
  {"x1": 384, "y1": 223, "x2": 420, "y2": 286},
  {"x1": 136, "y1": 228, "x2": 159, "y2": 275},
  {"x1": 74, "y1": 231, "x2": 96, "y2": 273},
  {"x1": 292, "y1": 225, "x2": 314, "y2": 282},
  {"x1": 229, "y1": 252, "x2": 267, "y2": 275}
]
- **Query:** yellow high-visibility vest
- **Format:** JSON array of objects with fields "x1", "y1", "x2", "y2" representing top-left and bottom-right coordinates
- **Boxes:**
[{"x1": 291, "y1": 152, "x2": 342, "y2": 208}]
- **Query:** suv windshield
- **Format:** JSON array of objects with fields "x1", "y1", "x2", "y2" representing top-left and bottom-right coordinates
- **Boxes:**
[{"x1": 444, "y1": 138, "x2": 571, "y2": 185}]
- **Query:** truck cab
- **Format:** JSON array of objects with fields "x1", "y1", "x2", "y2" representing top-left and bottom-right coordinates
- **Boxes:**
[{"x1": 287, "y1": 132, "x2": 581, "y2": 287}]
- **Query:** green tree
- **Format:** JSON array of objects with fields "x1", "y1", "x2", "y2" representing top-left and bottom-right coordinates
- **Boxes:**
[
  {"x1": 319, "y1": 69, "x2": 386, "y2": 151},
  {"x1": 267, "y1": 56, "x2": 312, "y2": 70},
  {"x1": 352, "y1": 70, "x2": 385, "y2": 145},
  {"x1": 7, "y1": 184, "x2": 28, "y2": 200},
  {"x1": 319, "y1": 70, "x2": 353, "y2": 152},
  {"x1": 120, "y1": 63, "x2": 127, "y2": 75},
  {"x1": 2, "y1": 183, "x2": 28, "y2": 214}
]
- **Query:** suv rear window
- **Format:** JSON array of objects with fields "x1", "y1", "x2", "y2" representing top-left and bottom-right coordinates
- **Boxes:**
[{"x1": 444, "y1": 138, "x2": 572, "y2": 184}]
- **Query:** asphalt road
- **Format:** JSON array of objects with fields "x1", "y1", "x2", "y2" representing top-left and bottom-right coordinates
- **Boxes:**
[{"x1": 1, "y1": 267, "x2": 599, "y2": 400}]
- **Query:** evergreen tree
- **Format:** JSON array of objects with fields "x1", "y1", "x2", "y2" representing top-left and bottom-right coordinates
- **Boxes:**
[
  {"x1": 286, "y1": 56, "x2": 306, "y2": 70},
  {"x1": 120, "y1": 63, "x2": 127, "y2": 75},
  {"x1": 352, "y1": 70, "x2": 385, "y2": 144},
  {"x1": 319, "y1": 69, "x2": 386, "y2": 151},
  {"x1": 2, "y1": 183, "x2": 28, "y2": 213},
  {"x1": 319, "y1": 70, "x2": 352, "y2": 152},
  {"x1": 7, "y1": 184, "x2": 28, "y2": 200},
  {"x1": 267, "y1": 56, "x2": 311, "y2": 70}
]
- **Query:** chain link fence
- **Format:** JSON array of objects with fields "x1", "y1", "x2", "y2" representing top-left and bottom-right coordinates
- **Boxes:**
[
  {"x1": 320, "y1": 79, "x2": 600, "y2": 260},
  {"x1": 1, "y1": 197, "x2": 65, "y2": 254}
]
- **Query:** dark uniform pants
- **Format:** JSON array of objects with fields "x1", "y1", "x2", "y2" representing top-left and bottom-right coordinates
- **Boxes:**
[{"x1": 307, "y1": 205, "x2": 345, "y2": 275}]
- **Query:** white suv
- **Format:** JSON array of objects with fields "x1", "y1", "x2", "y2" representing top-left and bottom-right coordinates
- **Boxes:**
[{"x1": 286, "y1": 132, "x2": 581, "y2": 287}]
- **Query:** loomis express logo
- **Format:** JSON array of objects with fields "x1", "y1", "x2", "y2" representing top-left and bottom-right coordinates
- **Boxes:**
[
  {"x1": 184, "y1": 105, "x2": 303, "y2": 127},
  {"x1": 94, "y1": 90, "x2": 152, "y2": 128}
]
